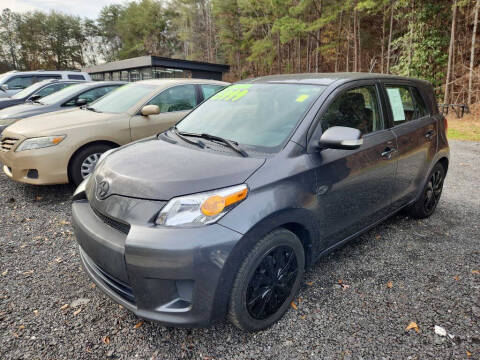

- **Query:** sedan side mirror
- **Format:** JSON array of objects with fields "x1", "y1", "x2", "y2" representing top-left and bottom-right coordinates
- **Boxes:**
[
  {"x1": 318, "y1": 126, "x2": 363, "y2": 150},
  {"x1": 76, "y1": 98, "x2": 88, "y2": 106},
  {"x1": 141, "y1": 105, "x2": 160, "y2": 116},
  {"x1": 0, "y1": 84, "x2": 8, "y2": 92},
  {"x1": 29, "y1": 94, "x2": 42, "y2": 101}
]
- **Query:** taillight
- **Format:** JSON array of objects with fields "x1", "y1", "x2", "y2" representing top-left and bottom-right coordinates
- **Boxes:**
[{"x1": 444, "y1": 117, "x2": 448, "y2": 132}]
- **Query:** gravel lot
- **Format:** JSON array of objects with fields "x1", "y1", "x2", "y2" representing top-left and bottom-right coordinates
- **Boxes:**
[{"x1": 0, "y1": 140, "x2": 479, "y2": 360}]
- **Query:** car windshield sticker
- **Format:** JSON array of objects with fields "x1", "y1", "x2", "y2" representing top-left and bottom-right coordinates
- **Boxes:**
[
  {"x1": 295, "y1": 94, "x2": 310, "y2": 103},
  {"x1": 387, "y1": 88, "x2": 406, "y2": 122},
  {"x1": 211, "y1": 84, "x2": 252, "y2": 102}
]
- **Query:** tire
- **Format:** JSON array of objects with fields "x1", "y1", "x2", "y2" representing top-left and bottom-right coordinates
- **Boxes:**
[
  {"x1": 408, "y1": 162, "x2": 446, "y2": 219},
  {"x1": 69, "y1": 144, "x2": 115, "y2": 186},
  {"x1": 228, "y1": 228, "x2": 305, "y2": 332}
]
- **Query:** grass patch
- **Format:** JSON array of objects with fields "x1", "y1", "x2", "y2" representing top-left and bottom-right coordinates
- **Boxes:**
[{"x1": 446, "y1": 115, "x2": 480, "y2": 142}]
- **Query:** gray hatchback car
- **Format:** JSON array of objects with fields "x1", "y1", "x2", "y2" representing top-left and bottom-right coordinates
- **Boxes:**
[{"x1": 72, "y1": 73, "x2": 449, "y2": 331}]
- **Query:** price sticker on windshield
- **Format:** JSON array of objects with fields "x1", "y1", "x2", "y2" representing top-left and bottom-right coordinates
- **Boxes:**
[{"x1": 211, "y1": 84, "x2": 252, "y2": 102}]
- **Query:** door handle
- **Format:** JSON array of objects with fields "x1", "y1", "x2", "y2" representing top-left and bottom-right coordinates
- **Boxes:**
[
  {"x1": 381, "y1": 147, "x2": 396, "y2": 159},
  {"x1": 425, "y1": 130, "x2": 436, "y2": 140}
]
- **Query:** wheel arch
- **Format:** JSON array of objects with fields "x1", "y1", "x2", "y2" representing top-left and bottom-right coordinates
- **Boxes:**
[
  {"x1": 67, "y1": 140, "x2": 120, "y2": 182},
  {"x1": 438, "y1": 156, "x2": 449, "y2": 173},
  {"x1": 210, "y1": 209, "x2": 318, "y2": 324}
]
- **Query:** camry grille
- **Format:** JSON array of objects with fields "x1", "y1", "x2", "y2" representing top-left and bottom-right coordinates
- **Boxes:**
[{"x1": 0, "y1": 137, "x2": 19, "y2": 152}]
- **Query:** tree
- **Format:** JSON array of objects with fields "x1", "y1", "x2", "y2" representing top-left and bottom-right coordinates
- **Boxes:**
[
  {"x1": 468, "y1": 0, "x2": 479, "y2": 105},
  {"x1": 445, "y1": 0, "x2": 458, "y2": 103}
]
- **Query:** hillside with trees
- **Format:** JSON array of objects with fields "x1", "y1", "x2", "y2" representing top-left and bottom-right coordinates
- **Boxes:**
[{"x1": 1, "y1": 0, "x2": 479, "y2": 104}]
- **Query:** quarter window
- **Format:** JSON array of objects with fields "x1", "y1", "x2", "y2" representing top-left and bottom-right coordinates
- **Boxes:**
[
  {"x1": 147, "y1": 85, "x2": 197, "y2": 113},
  {"x1": 385, "y1": 85, "x2": 428, "y2": 124},
  {"x1": 321, "y1": 85, "x2": 383, "y2": 134}
]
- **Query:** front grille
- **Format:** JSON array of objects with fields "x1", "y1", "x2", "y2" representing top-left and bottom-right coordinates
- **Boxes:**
[
  {"x1": 0, "y1": 137, "x2": 19, "y2": 152},
  {"x1": 92, "y1": 207, "x2": 131, "y2": 235}
]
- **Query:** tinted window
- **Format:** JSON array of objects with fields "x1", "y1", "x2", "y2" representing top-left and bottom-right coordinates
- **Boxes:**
[
  {"x1": 34, "y1": 83, "x2": 68, "y2": 98},
  {"x1": 410, "y1": 87, "x2": 428, "y2": 118},
  {"x1": 68, "y1": 74, "x2": 85, "y2": 80},
  {"x1": 40, "y1": 83, "x2": 93, "y2": 105},
  {"x1": 37, "y1": 74, "x2": 61, "y2": 80},
  {"x1": 148, "y1": 85, "x2": 197, "y2": 113},
  {"x1": 11, "y1": 81, "x2": 48, "y2": 99},
  {"x1": 201, "y1": 84, "x2": 224, "y2": 100},
  {"x1": 64, "y1": 86, "x2": 118, "y2": 106},
  {"x1": 321, "y1": 85, "x2": 383, "y2": 134},
  {"x1": 177, "y1": 83, "x2": 326, "y2": 150},
  {"x1": 5, "y1": 76, "x2": 35, "y2": 90}
]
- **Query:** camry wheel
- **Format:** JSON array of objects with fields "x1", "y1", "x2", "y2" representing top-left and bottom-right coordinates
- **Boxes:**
[
  {"x1": 69, "y1": 144, "x2": 115, "y2": 186},
  {"x1": 408, "y1": 162, "x2": 446, "y2": 219},
  {"x1": 228, "y1": 228, "x2": 305, "y2": 331}
]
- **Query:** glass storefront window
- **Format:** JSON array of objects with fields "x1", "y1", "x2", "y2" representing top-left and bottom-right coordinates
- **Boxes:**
[
  {"x1": 141, "y1": 68, "x2": 152, "y2": 80},
  {"x1": 112, "y1": 72, "x2": 120, "y2": 81},
  {"x1": 130, "y1": 69, "x2": 141, "y2": 82},
  {"x1": 104, "y1": 73, "x2": 111, "y2": 81},
  {"x1": 121, "y1": 71, "x2": 129, "y2": 82}
]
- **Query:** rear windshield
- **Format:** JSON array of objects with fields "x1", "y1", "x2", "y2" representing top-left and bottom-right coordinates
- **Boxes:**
[
  {"x1": 88, "y1": 83, "x2": 156, "y2": 113},
  {"x1": 176, "y1": 83, "x2": 326, "y2": 151},
  {"x1": 40, "y1": 83, "x2": 93, "y2": 105}
]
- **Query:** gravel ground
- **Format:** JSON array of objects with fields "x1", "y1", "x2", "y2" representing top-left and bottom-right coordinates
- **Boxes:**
[{"x1": 0, "y1": 140, "x2": 479, "y2": 360}]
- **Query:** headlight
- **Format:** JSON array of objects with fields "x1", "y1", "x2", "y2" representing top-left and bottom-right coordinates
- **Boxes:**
[
  {"x1": 156, "y1": 184, "x2": 248, "y2": 227},
  {"x1": 16, "y1": 135, "x2": 66, "y2": 152}
]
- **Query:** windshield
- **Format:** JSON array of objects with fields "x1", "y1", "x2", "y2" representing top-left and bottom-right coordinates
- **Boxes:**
[
  {"x1": 40, "y1": 83, "x2": 93, "y2": 105},
  {"x1": 88, "y1": 83, "x2": 156, "y2": 113},
  {"x1": 176, "y1": 83, "x2": 326, "y2": 151},
  {"x1": 11, "y1": 81, "x2": 49, "y2": 99}
]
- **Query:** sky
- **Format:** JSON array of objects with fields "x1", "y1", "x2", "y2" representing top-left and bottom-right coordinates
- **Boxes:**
[{"x1": 2, "y1": 0, "x2": 122, "y2": 19}]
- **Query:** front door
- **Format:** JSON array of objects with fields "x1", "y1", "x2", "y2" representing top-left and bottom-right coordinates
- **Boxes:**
[
  {"x1": 130, "y1": 84, "x2": 198, "y2": 141},
  {"x1": 311, "y1": 83, "x2": 398, "y2": 250},
  {"x1": 382, "y1": 83, "x2": 438, "y2": 208}
]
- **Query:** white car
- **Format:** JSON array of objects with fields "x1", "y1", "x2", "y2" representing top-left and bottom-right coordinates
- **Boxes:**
[{"x1": 0, "y1": 71, "x2": 91, "y2": 98}]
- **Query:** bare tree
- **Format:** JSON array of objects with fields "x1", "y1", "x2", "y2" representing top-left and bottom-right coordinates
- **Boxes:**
[
  {"x1": 468, "y1": 0, "x2": 480, "y2": 105},
  {"x1": 386, "y1": 1, "x2": 394, "y2": 74},
  {"x1": 444, "y1": 0, "x2": 458, "y2": 104}
]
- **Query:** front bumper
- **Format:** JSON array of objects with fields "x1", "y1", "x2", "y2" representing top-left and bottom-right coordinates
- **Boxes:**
[
  {"x1": 72, "y1": 196, "x2": 243, "y2": 327},
  {"x1": 0, "y1": 135, "x2": 70, "y2": 184}
]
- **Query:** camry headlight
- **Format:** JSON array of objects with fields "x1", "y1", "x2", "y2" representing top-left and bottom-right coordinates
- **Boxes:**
[
  {"x1": 156, "y1": 184, "x2": 248, "y2": 227},
  {"x1": 16, "y1": 135, "x2": 66, "y2": 152}
]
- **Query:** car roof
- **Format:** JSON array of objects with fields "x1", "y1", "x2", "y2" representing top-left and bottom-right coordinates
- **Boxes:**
[
  {"x1": 0, "y1": 70, "x2": 89, "y2": 75},
  {"x1": 240, "y1": 72, "x2": 431, "y2": 87},
  {"x1": 137, "y1": 78, "x2": 229, "y2": 87}
]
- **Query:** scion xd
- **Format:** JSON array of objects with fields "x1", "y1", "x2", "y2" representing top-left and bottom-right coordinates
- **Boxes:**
[{"x1": 72, "y1": 74, "x2": 449, "y2": 331}]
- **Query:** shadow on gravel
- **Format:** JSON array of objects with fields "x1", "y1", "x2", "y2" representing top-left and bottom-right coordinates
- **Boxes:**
[{"x1": 11, "y1": 183, "x2": 75, "y2": 204}]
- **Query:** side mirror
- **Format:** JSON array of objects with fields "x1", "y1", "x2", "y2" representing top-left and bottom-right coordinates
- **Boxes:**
[
  {"x1": 318, "y1": 126, "x2": 363, "y2": 150},
  {"x1": 141, "y1": 104, "x2": 160, "y2": 116},
  {"x1": 76, "y1": 98, "x2": 88, "y2": 106},
  {"x1": 29, "y1": 94, "x2": 42, "y2": 101},
  {"x1": 0, "y1": 84, "x2": 8, "y2": 92}
]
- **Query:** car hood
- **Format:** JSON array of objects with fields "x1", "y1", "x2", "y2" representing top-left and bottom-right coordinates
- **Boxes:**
[
  {"x1": 4, "y1": 108, "x2": 121, "y2": 137},
  {"x1": 92, "y1": 136, "x2": 266, "y2": 200},
  {"x1": 0, "y1": 102, "x2": 56, "y2": 120}
]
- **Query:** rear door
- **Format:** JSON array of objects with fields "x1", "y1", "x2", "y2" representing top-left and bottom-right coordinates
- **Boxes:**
[
  {"x1": 311, "y1": 81, "x2": 398, "y2": 250},
  {"x1": 381, "y1": 82, "x2": 438, "y2": 208},
  {"x1": 129, "y1": 84, "x2": 197, "y2": 141}
]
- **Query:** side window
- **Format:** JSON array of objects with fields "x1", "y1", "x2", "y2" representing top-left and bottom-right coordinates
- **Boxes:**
[
  {"x1": 5, "y1": 76, "x2": 35, "y2": 90},
  {"x1": 147, "y1": 85, "x2": 197, "y2": 113},
  {"x1": 34, "y1": 83, "x2": 65, "y2": 98},
  {"x1": 410, "y1": 86, "x2": 428, "y2": 119},
  {"x1": 201, "y1": 84, "x2": 224, "y2": 100},
  {"x1": 320, "y1": 85, "x2": 383, "y2": 134},
  {"x1": 37, "y1": 75, "x2": 61, "y2": 80},
  {"x1": 385, "y1": 85, "x2": 427, "y2": 124},
  {"x1": 68, "y1": 74, "x2": 85, "y2": 80},
  {"x1": 64, "y1": 86, "x2": 117, "y2": 106}
]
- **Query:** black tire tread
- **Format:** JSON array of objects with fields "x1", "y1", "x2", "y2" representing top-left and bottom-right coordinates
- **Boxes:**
[{"x1": 408, "y1": 162, "x2": 445, "y2": 219}]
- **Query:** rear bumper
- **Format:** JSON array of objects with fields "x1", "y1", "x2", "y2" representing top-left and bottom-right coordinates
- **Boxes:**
[{"x1": 72, "y1": 199, "x2": 243, "y2": 327}]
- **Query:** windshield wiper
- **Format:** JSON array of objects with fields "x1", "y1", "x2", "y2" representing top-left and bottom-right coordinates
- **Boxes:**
[
  {"x1": 171, "y1": 127, "x2": 205, "y2": 149},
  {"x1": 177, "y1": 130, "x2": 248, "y2": 157}
]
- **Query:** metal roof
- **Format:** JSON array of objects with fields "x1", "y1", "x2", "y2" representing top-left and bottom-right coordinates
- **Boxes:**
[
  {"x1": 82, "y1": 56, "x2": 230, "y2": 74},
  {"x1": 241, "y1": 72, "x2": 431, "y2": 86}
]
